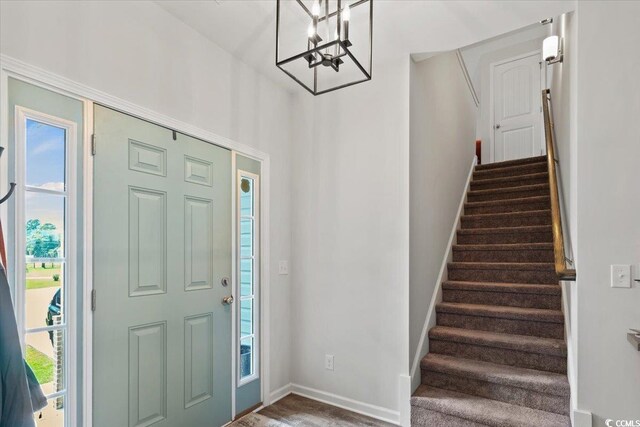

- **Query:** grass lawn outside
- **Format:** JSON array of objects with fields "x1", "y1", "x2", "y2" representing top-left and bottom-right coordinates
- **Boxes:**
[
  {"x1": 26, "y1": 263, "x2": 62, "y2": 290},
  {"x1": 26, "y1": 344, "x2": 54, "y2": 384},
  {"x1": 26, "y1": 279, "x2": 61, "y2": 290},
  {"x1": 26, "y1": 263, "x2": 61, "y2": 277}
]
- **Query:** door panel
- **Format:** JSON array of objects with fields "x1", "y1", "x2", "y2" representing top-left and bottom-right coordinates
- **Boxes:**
[
  {"x1": 494, "y1": 54, "x2": 542, "y2": 162},
  {"x1": 93, "y1": 105, "x2": 232, "y2": 427},
  {"x1": 128, "y1": 321, "x2": 167, "y2": 427}
]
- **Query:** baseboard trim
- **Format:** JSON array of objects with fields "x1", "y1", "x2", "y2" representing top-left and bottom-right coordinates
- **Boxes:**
[
  {"x1": 269, "y1": 383, "x2": 292, "y2": 404},
  {"x1": 572, "y1": 409, "x2": 593, "y2": 427},
  {"x1": 290, "y1": 383, "x2": 400, "y2": 425},
  {"x1": 398, "y1": 374, "x2": 411, "y2": 427}
]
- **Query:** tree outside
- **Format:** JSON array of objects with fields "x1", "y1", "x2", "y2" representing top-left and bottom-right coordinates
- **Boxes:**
[{"x1": 26, "y1": 219, "x2": 61, "y2": 268}]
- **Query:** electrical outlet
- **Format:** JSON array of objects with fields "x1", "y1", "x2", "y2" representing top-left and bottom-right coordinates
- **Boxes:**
[
  {"x1": 325, "y1": 354, "x2": 334, "y2": 371},
  {"x1": 611, "y1": 264, "x2": 631, "y2": 288},
  {"x1": 279, "y1": 260, "x2": 289, "y2": 275}
]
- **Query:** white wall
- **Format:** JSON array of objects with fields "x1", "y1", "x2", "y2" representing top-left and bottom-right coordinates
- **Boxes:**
[
  {"x1": 409, "y1": 52, "x2": 477, "y2": 379},
  {"x1": 548, "y1": 11, "x2": 579, "y2": 417},
  {"x1": 289, "y1": 59, "x2": 411, "y2": 422},
  {"x1": 0, "y1": 0, "x2": 293, "y2": 401},
  {"x1": 574, "y1": 2, "x2": 640, "y2": 424},
  {"x1": 461, "y1": 24, "x2": 548, "y2": 102}
]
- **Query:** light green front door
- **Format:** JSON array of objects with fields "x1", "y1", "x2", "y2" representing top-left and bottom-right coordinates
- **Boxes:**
[{"x1": 93, "y1": 105, "x2": 232, "y2": 427}]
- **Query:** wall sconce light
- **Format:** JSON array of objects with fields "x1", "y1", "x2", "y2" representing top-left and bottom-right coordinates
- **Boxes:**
[{"x1": 543, "y1": 35, "x2": 563, "y2": 64}]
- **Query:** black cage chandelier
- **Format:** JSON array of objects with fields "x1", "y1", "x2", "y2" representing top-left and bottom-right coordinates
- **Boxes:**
[{"x1": 276, "y1": 0, "x2": 373, "y2": 96}]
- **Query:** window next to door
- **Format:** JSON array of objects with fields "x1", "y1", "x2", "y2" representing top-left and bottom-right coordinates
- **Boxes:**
[
  {"x1": 238, "y1": 171, "x2": 259, "y2": 385},
  {"x1": 15, "y1": 107, "x2": 77, "y2": 427}
]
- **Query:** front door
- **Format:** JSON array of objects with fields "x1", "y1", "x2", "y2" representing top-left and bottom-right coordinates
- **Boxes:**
[
  {"x1": 493, "y1": 53, "x2": 543, "y2": 162},
  {"x1": 92, "y1": 105, "x2": 232, "y2": 427}
]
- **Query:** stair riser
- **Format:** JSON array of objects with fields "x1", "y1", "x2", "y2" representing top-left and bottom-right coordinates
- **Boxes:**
[
  {"x1": 452, "y1": 248, "x2": 554, "y2": 263},
  {"x1": 465, "y1": 200, "x2": 551, "y2": 215},
  {"x1": 461, "y1": 214, "x2": 551, "y2": 229},
  {"x1": 473, "y1": 163, "x2": 547, "y2": 180},
  {"x1": 429, "y1": 340, "x2": 567, "y2": 374},
  {"x1": 443, "y1": 289, "x2": 561, "y2": 310},
  {"x1": 457, "y1": 230, "x2": 553, "y2": 245},
  {"x1": 411, "y1": 405, "x2": 485, "y2": 427},
  {"x1": 467, "y1": 189, "x2": 550, "y2": 203},
  {"x1": 436, "y1": 312, "x2": 564, "y2": 339},
  {"x1": 421, "y1": 371, "x2": 570, "y2": 416},
  {"x1": 471, "y1": 175, "x2": 549, "y2": 191},
  {"x1": 447, "y1": 268, "x2": 558, "y2": 284}
]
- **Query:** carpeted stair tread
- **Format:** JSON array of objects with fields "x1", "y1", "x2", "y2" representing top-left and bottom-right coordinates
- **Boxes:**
[
  {"x1": 436, "y1": 302, "x2": 564, "y2": 323},
  {"x1": 475, "y1": 156, "x2": 547, "y2": 171},
  {"x1": 473, "y1": 163, "x2": 548, "y2": 181},
  {"x1": 442, "y1": 280, "x2": 560, "y2": 295},
  {"x1": 460, "y1": 210, "x2": 552, "y2": 228},
  {"x1": 464, "y1": 195, "x2": 551, "y2": 215},
  {"x1": 420, "y1": 353, "x2": 569, "y2": 396},
  {"x1": 447, "y1": 261, "x2": 559, "y2": 284},
  {"x1": 442, "y1": 280, "x2": 561, "y2": 309},
  {"x1": 468, "y1": 183, "x2": 549, "y2": 198},
  {"x1": 457, "y1": 225, "x2": 552, "y2": 236},
  {"x1": 452, "y1": 243, "x2": 555, "y2": 263},
  {"x1": 453, "y1": 243, "x2": 554, "y2": 251},
  {"x1": 411, "y1": 385, "x2": 570, "y2": 427},
  {"x1": 461, "y1": 210, "x2": 552, "y2": 222},
  {"x1": 428, "y1": 326, "x2": 566, "y2": 357},
  {"x1": 456, "y1": 225, "x2": 553, "y2": 245},
  {"x1": 448, "y1": 261, "x2": 556, "y2": 272},
  {"x1": 470, "y1": 172, "x2": 549, "y2": 190}
]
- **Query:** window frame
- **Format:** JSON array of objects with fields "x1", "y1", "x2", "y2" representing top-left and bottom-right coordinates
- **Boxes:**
[
  {"x1": 14, "y1": 105, "x2": 77, "y2": 427},
  {"x1": 236, "y1": 169, "x2": 260, "y2": 387}
]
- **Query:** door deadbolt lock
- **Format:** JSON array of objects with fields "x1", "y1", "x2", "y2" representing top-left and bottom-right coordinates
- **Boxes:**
[
  {"x1": 221, "y1": 277, "x2": 230, "y2": 287},
  {"x1": 222, "y1": 295, "x2": 234, "y2": 305}
]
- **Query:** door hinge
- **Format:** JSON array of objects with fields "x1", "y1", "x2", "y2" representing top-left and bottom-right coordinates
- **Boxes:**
[
  {"x1": 91, "y1": 134, "x2": 96, "y2": 156},
  {"x1": 91, "y1": 289, "x2": 97, "y2": 311}
]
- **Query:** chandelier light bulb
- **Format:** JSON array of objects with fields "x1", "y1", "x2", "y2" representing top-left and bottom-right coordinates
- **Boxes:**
[
  {"x1": 308, "y1": 22, "x2": 316, "y2": 38},
  {"x1": 311, "y1": 0, "x2": 320, "y2": 17}
]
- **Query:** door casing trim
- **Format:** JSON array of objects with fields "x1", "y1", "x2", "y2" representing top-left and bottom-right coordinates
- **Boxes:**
[{"x1": 0, "y1": 53, "x2": 272, "y2": 427}]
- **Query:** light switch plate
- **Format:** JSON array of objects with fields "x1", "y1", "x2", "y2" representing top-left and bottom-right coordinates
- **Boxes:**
[
  {"x1": 611, "y1": 264, "x2": 631, "y2": 288},
  {"x1": 278, "y1": 260, "x2": 289, "y2": 275}
]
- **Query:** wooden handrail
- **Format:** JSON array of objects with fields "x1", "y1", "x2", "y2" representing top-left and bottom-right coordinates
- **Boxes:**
[{"x1": 542, "y1": 89, "x2": 576, "y2": 281}]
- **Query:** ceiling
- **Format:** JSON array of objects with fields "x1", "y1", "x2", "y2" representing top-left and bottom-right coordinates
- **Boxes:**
[{"x1": 155, "y1": 0, "x2": 575, "y2": 93}]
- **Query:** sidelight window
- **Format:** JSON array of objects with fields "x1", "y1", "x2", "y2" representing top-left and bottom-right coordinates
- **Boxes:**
[
  {"x1": 238, "y1": 171, "x2": 259, "y2": 384},
  {"x1": 15, "y1": 109, "x2": 77, "y2": 427}
]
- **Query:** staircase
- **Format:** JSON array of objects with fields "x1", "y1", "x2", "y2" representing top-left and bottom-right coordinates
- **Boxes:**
[{"x1": 411, "y1": 155, "x2": 571, "y2": 427}]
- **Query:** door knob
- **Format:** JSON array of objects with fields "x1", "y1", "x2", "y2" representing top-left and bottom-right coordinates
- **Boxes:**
[
  {"x1": 495, "y1": 124, "x2": 501, "y2": 129},
  {"x1": 222, "y1": 295, "x2": 234, "y2": 305}
]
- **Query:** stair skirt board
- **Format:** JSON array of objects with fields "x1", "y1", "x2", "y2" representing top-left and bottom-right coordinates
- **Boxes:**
[{"x1": 411, "y1": 156, "x2": 571, "y2": 427}]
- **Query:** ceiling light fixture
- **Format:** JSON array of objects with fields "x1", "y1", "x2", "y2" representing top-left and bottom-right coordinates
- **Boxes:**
[{"x1": 276, "y1": 0, "x2": 373, "y2": 96}]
